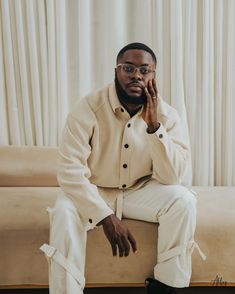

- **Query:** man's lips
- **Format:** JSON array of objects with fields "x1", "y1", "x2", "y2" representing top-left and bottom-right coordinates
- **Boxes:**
[
  {"x1": 127, "y1": 82, "x2": 144, "y2": 89},
  {"x1": 126, "y1": 83, "x2": 144, "y2": 93}
]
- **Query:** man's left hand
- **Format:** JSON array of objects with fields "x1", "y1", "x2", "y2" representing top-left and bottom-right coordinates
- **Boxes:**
[{"x1": 142, "y1": 79, "x2": 160, "y2": 133}]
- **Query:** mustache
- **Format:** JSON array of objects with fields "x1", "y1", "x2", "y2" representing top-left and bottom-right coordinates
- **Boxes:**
[
  {"x1": 127, "y1": 81, "x2": 144, "y2": 88},
  {"x1": 115, "y1": 77, "x2": 147, "y2": 106}
]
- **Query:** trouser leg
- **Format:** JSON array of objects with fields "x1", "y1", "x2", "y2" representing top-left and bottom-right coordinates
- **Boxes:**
[
  {"x1": 47, "y1": 192, "x2": 87, "y2": 294},
  {"x1": 155, "y1": 187, "x2": 196, "y2": 287},
  {"x1": 122, "y1": 180, "x2": 197, "y2": 288}
]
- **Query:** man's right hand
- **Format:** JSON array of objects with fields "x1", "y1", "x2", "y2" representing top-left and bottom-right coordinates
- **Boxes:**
[{"x1": 97, "y1": 214, "x2": 137, "y2": 257}]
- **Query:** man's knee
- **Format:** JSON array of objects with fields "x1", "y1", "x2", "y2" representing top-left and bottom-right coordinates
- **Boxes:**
[
  {"x1": 174, "y1": 187, "x2": 197, "y2": 219},
  {"x1": 163, "y1": 186, "x2": 196, "y2": 220},
  {"x1": 172, "y1": 185, "x2": 196, "y2": 205}
]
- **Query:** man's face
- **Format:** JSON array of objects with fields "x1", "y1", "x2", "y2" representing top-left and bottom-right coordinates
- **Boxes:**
[{"x1": 115, "y1": 49, "x2": 156, "y2": 105}]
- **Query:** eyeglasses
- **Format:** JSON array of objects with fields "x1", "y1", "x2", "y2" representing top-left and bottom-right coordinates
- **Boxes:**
[{"x1": 117, "y1": 63, "x2": 155, "y2": 76}]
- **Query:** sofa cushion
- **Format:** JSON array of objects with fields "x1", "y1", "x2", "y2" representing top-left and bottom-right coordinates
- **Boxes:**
[
  {"x1": 85, "y1": 187, "x2": 235, "y2": 286},
  {"x1": 0, "y1": 146, "x2": 58, "y2": 187},
  {"x1": 0, "y1": 187, "x2": 58, "y2": 286},
  {"x1": 0, "y1": 186, "x2": 235, "y2": 287},
  {"x1": 0, "y1": 187, "x2": 60, "y2": 230},
  {"x1": 191, "y1": 186, "x2": 235, "y2": 285}
]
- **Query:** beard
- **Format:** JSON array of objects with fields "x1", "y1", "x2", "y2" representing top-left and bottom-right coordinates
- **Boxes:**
[{"x1": 115, "y1": 76, "x2": 147, "y2": 106}]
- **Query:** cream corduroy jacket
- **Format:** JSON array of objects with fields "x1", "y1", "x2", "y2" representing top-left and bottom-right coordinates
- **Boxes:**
[{"x1": 57, "y1": 83, "x2": 190, "y2": 226}]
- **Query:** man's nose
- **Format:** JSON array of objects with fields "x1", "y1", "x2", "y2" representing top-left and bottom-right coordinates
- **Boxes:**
[{"x1": 131, "y1": 68, "x2": 142, "y2": 80}]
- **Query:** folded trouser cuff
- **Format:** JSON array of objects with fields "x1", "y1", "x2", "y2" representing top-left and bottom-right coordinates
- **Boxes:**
[
  {"x1": 157, "y1": 240, "x2": 206, "y2": 264},
  {"x1": 40, "y1": 243, "x2": 85, "y2": 289}
]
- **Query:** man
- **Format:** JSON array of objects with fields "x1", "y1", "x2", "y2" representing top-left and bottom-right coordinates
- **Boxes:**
[{"x1": 41, "y1": 43, "x2": 199, "y2": 294}]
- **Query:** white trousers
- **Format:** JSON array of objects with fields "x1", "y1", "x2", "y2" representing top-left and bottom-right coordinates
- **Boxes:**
[{"x1": 41, "y1": 180, "x2": 200, "y2": 293}]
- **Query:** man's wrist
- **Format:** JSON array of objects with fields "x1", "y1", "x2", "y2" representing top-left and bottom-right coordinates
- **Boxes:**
[
  {"x1": 146, "y1": 122, "x2": 160, "y2": 134},
  {"x1": 97, "y1": 214, "x2": 114, "y2": 226}
]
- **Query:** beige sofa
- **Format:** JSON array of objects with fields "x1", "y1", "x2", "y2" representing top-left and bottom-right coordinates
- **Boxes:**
[{"x1": 0, "y1": 146, "x2": 235, "y2": 288}]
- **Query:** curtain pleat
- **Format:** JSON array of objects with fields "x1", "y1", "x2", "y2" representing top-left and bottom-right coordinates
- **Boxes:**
[
  {"x1": 214, "y1": 0, "x2": 223, "y2": 185},
  {"x1": 14, "y1": 0, "x2": 33, "y2": 145},
  {"x1": 223, "y1": 0, "x2": 235, "y2": 185},
  {"x1": 77, "y1": 0, "x2": 92, "y2": 99},
  {"x1": 170, "y1": 0, "x2": 185, "y2": 119},
  {"x1": 1, "y1": 0, "x2": 21, "y2": 144},
  {"x1": 37, "y1": 0, "x2": 49, "y2": 146},
  {"x1": 0, "y1": 0, "x2": 234, "y2": 185},
  {"x1": 152, "y1": 0, "x2": 163, "y2": 94},
  {"x1": 183, "y1": 0, "x2": 197, "y2": 176},
  {"x1": 55, "y1": 0, "x2": 68, "y2": 143},
  {"x1": 26, "y1": 0, "x2": 43, "y2": 145},
  {"x1": 196, "y1": 0, "x2": 214, "y2": 185},
  {"x1": 46, "y1": 0, "x2": 57, "y2": 146},
  {"x1": 0, "y1": 6, "x2": 9, "y2": 145}
]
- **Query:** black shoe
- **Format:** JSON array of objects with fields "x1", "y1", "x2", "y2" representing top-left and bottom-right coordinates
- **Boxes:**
[{"x1": 145, "y1": 278, "x2": 177, "y2": 294}]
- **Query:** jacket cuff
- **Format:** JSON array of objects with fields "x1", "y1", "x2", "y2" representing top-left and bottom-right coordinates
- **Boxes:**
[
  {"x1": 88, "y1": 206, "x2": 114, "y2": 227},
  {"x1": 147, "y1": 123, "x2": 167, "y2": 141}
]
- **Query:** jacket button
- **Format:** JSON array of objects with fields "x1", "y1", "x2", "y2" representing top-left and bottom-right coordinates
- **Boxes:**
[
  {"x1": 89, "y1": 219, "x2": 93, "y2": 223},
  {"x1": 123, "y1": 164, "x2": 127, "y2": 168},
  {"x1": 127, "y1": 123, "x2": 131, "y2": 128},
  {"x1": 121, "y1": 108, "x2": 124, "y2": 112},
  {"x1": 159, "y1": 134, "x2": 163, "y2": 139},
  {"x1": 124, "y1": 144, "x2": 129, "y2": 148},
  {"x1": 122, "y1": 184, "x2": 127, "y2": 188}
]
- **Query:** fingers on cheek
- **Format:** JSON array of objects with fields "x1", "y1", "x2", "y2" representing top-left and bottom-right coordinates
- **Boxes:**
[
  {"x1": 148, "y1": 81, "x2": 154, "y2": 96},
  {"x1": 153, "y1": 79, "x2": 156, "y2": 88},
  {"x1": 153, "y1": 79, "x2": 158, "y2": 93},
  {"x1": 144, "y1": 87, "x2": 149, "y2": 98},
  {"x1": 145, "y1": 90, "x2": 151, "y2": 104}
]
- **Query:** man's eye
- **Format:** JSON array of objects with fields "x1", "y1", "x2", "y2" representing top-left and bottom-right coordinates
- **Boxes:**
[
  {"x1": 140, "y1": 67, "x2": 149, "y2": 74},
  {"x1": 123, "y1": 65, "x2": 134, "y2": 72}
]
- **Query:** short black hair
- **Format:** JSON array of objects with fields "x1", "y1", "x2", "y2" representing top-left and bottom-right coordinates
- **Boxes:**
[{"x1": 116, "y1": 42, "x2": 157, "y2": 65}]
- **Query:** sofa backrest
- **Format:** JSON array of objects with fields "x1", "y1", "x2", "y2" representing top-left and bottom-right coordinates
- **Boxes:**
[{"x1": 0, "y1": 146, "x2": 58, "y2": 187}]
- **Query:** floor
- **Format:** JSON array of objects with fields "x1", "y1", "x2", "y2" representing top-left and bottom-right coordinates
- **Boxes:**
[{"x1": 0, "y1": 287, "x2": 234, "y2": 294}]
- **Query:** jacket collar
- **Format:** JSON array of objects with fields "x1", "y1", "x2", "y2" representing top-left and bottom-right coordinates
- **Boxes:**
[{"x1": 108, "y1": 83, "x2": 123, "y2": 113}]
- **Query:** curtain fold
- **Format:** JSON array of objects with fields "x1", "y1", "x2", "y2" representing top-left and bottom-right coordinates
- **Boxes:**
[
  {"x1": 0, "y1": 5, "x2": 9, "y2": 145},
  {"x1": 1, "y1": 0, "x2": 21, "y2": 144},
  {"x1": 0, "y1": 0, "x2": 69, "y2": 146},
  {"x1": 26, "y1": 0, "x2": 43, "y2": 145},
  {"x1": 223, "y1": 0, "x2": 235, "y2": 185},
  {"x1": 0, "y1": 0, "x2": 234, "y2": 185},
  {"x1": 37, "y1": 0, "x2": 49, "y2": 145},
  {"x1": 15, "y1": 0, "x2": 33, "y2": 145}
]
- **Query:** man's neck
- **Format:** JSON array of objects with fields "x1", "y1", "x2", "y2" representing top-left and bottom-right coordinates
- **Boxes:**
[{"x1": 120, "y1": 100, "x2": 142, "y2": 117}]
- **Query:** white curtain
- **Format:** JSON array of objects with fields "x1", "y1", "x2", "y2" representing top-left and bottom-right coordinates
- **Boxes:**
[
  {"x1": 0, "y1": 0, "x2": 235, "y2": 185},
  {"x1": 0, "y1": 0, "x2": 69, "y2": 146}
]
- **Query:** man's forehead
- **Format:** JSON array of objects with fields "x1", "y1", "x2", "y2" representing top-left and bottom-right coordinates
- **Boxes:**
[{"x1": 119, "y1": 49, "x2": 155, "y2": 64}]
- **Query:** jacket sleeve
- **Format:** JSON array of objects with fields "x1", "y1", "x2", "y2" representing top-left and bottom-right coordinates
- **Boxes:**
[
  {"x1": 147, "y1": 108, "x2": 190, "y2": 185},
  {"x1": 57, "y1": 100, "x2": 113, "y2": 226}
]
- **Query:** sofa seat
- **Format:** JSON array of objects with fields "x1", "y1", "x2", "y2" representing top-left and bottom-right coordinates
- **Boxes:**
[
  {"x1": 0, "y1": 146, "x2": 234, "y2": 288},
  {"x1": 0, "y1": 187, "x2": 59, "y2": 286}
]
